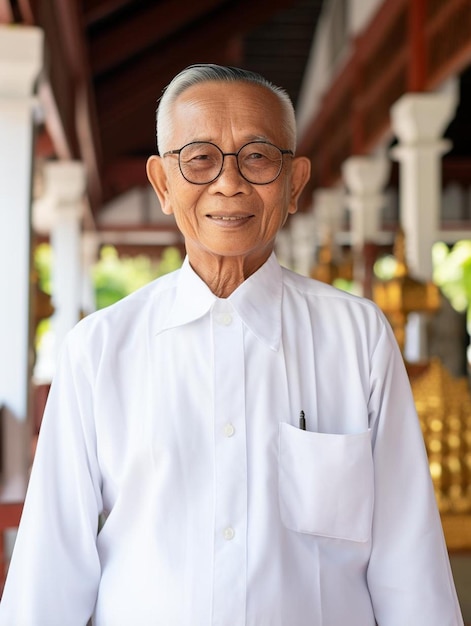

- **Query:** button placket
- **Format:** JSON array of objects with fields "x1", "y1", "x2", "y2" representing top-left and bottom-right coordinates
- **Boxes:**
[{"x1": 211, "y1": 299, "x2": 247, "y2": 623}]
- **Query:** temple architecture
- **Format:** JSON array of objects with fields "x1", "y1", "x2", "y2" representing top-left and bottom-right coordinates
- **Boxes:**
[{"x1": 1, "y1": 0, "x2": 471, "y2": 616}]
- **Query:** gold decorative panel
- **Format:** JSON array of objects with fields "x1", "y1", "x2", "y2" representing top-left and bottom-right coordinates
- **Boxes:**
[{"x1": 410, "y1": 358, "x2": 471, "y2": 550}]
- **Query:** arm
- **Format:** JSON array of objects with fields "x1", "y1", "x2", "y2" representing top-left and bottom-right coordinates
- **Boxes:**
[
  {"x1": 0, "y1": 329, "x2": 102, "y2": 625},
  {"x1": 367, "y1": 322, "x2": 463, "y2": 625}
]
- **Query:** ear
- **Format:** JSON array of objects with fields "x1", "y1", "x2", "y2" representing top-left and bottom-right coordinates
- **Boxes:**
[
  {"x1": 146, "y1": 155, "x2": 174, "y2": 215},
  {"x1": 288, "y1": 156, "x2": 311, "y2": 215}
]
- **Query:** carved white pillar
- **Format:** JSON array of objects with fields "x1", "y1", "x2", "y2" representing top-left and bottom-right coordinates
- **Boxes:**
[
  {"x1": 290, "y1": 211, "x2": 316, "y2": 277},
  {"x1": 42, "y1": 162, "x2": 87, "y2": 364},
  {"x1": 390, "y1": 91, "x2": 457, "y2": 280},
  {"x1": 313, "y1": 187, "x2": 345, "y2": 247},
  {"x1": 342, "y1": 154, "x2": 390, "y2": 252},
  {"x1": 390, "y1": 91, "x2": 457, "y2": 361},
  {"x1": 342, "y1": 154, "x2": 390, "y2": 296},
  {"x1": 0, "y1": 25, "x2": 43, "y2": 498},
  {"x1": 275, "y1": 228, "x2": 293, "y2": 270}
]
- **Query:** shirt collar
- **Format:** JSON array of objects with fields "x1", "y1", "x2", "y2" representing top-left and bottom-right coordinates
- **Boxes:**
[
  {"x1": 156, "y1": 253, "x2": 282, "y2": 351},
  {"x1": 157, "y1": 256, "x2": 217, "y2": 331},
  {"x1": 228, "y1": 253, "x2": 282, "y2": 351}
]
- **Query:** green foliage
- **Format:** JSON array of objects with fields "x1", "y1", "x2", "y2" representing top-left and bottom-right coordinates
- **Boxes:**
[
  {"x1": 373, "y1": 240, "x2": 471, "y2": 325},
  {"x1": 373, "y1": 254, "x2": 397, "y2": 281},
  {"x1": 92, "y1": 245, "x2": 183, "y2": 309},
  {"x1": 432, "y1": 240, "x2": 471, "y2": 317},
  {"x1": 33, "y1": 243, "x2": 183, "y2": 314},
  {"x1": 332, "y1": 278, "x2": 361, "y2": 296},
  {"x1": 32, "y1": 244, "x2": 183, "y2": 362},
  {"x1": 35, "y1": 242, "x2": 53, "y2": 295}
]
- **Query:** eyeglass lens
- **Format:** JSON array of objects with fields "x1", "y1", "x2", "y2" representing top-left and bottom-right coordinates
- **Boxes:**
[{"x1": 178, "y1": 142, "x2": 285, "y2": 184}]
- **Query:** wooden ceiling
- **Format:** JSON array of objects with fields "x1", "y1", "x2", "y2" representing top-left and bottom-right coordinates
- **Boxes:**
[{"x1": 1, "y1": 0, "x2": 324, "y2": 219}]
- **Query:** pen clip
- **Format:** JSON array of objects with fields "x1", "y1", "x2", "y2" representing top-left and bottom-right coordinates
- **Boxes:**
[{"x1": 299, "y1": 410, "x2": 306, "y2": 431}]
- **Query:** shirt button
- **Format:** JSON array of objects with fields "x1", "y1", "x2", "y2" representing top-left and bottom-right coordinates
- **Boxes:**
[
  {"x1": 217, "y1": 312, "x2": 232, "y2": 326},
  {"x1": 224, "y1": 423, "x2": 235, "y2": 437},
  {"x1": 223, "y1": 527, "x2": 235, "y2": 541}
]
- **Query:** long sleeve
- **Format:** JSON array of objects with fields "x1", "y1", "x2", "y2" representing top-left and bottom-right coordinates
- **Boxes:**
[
  {"x1": 366, "y1": 322, "x2": 463, "y2": 625},
  {"x1": 0, "y1": 331, "x2": 102, "y2": 625}
]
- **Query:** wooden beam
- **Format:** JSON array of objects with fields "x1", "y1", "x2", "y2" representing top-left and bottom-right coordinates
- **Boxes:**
[
  {"x1": 0, "y1": 502, "x2": 23, "y2": 529},
  {"x1": 16, "y1": 0, "x2": 35, "y2": 24},
  {"x1": 102, "y1": 157, "x2": 149, "y2": 200},
  {"x1": 0, "y1": 0, "x2": 13, "y2": 22},
  {"x1": 95, "y1": 0, "x2": 298, "y2": 132},
  {"x1": 49, "y1": 0, "x2": 103, "y2": 210},
  {"x1": 83, "y1": 0, "x2": 136, "y2": 26},
  {"x1": 408, "y1": 0, "x2": 427, "y2": 91},
  {"x1": 88, "y1": 0, "x2": 225, "y2": 76},
  {"x1": 36, "y1": 81, "x2": 73, "y2": 159}
]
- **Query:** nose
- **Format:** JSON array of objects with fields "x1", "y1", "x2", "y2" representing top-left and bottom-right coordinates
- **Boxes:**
[
  {"x1": 221, "y1": 153, "x2": 240, "y2": 176},
  {"x1": 211, "y1": 153, "x2": 248, "y2": 191}
]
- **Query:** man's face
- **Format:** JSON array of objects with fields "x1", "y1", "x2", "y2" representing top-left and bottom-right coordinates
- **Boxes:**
[{"x1": 147, "y1": 81, "x2": 310, "y2": 271}]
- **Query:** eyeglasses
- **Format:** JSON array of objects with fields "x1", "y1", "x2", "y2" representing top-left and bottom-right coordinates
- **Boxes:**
[{"x1": 162, "y1": 141, "x2": 294, "y2": 185}]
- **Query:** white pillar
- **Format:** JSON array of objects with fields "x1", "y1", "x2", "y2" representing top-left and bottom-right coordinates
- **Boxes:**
[
  {"x1": 390, "y1": 92, "x2": 457, "y2": 280},
  {"x1": 390, "y1": 91, "x2": 457, "y2": 361},
  {"x1": 342, "y1": 154, "x2": 390, "y2": 295},
  {"x1": 342, "y1": 154, "x2": 390, "y2": 252},
  {"x1": 275, "y1": 228, "x2": 294, "y2": 270},
  {"x1": 42, "y1": 162, "x2": 86, "y2": 365},
  {"x1": 0, "y1": 25, "x2": 43, "y2": 498},
  {"x1": 290, "y1": 212, "x2": 316, "y2": 276},
  {"x1": 313, "y1": 187, "x2": 345, "y2": 247}
]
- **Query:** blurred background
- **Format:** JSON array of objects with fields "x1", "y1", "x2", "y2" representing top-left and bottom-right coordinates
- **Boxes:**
[{"x1": 1, "y1": 0, "x2": 471, "y2": 619}]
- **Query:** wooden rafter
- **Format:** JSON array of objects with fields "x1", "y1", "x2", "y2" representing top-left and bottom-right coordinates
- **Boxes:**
[
  {"x1": 88, "y1": 0, "x2": 225, "y2": 76},
  {"x1": 94, "y1": 0, "x2": 299, "y2": 132}
]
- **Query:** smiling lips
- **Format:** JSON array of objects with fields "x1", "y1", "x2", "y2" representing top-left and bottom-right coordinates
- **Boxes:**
[{"x1": 207, "y1": 214, "x2": 253, "y2": 221}]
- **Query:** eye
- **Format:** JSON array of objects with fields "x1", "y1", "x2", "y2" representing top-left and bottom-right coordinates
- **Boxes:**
[
  {"x1": 241, "y1": 149, "x2": 275, "y2": 170},
  {"x1": 182, "y1": 150, "x2": 210, "y2": 163},
  {"x1": 246, "y1": 151, "x2": 265, "y2": 160},
  {"x1": 190, "y1": 152, "x2": 212, "y2": 162},
  {"x1": 181, "y1": 144, "x2": 219, "y2": 166}
]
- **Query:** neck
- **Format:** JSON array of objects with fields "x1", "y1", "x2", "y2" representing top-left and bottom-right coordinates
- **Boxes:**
[{"x1": 187, "y1": 250, "x2": 272, "y2": 298}]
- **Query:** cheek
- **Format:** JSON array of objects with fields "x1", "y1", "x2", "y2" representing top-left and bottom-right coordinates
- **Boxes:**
[
  {"x1": 263, "y1": 188, "x2": 291, "y2": 225},
  {"x1": 167, "y1": 184, "x2": 203, "y2": 215}
]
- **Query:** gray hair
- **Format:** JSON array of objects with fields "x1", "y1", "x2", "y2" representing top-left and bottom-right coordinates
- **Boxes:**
[{"x1": 156, "y1": 63, "x2": 297, "y2": 155}]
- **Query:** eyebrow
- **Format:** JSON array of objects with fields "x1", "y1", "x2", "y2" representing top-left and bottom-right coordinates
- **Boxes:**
[{"x1": 181, "y1": 135, "x2": 273, "y2": 145}]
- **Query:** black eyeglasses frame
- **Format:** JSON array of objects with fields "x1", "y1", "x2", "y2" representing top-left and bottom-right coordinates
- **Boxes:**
[{"x1": 162, "y1": 140, "x2": 294, "y2": 186}]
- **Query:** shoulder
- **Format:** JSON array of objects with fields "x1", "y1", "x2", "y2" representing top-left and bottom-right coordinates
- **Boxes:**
[
  {"x1": 67, "y1": 268, "x2": 181, "y2": 348},
  {"x1": 281, "y1": 265, "x2": 379, "y2": 311},
  {"x1": 279, "y1": 265, "x2": 391, "y2": 344}
]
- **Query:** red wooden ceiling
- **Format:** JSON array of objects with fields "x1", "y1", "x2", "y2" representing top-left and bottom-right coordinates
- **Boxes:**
[{"x1": 1, "y1": 0, "x2": 324, "y2": 218}]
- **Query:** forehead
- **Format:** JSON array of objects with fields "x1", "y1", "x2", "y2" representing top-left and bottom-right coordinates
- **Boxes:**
[{"x1": 170, "y1": 81, "x2": 287, "y2": 144}]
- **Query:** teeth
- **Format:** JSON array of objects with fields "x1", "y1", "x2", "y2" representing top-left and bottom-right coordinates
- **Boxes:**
[{"x1": 212, "y1": 216, "x2": 244, "y2": 221}]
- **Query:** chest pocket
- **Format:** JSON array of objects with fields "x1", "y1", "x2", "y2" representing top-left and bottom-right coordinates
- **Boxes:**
[{"x1": 278, "y1": 422, "x2": 374, "y2": 542}]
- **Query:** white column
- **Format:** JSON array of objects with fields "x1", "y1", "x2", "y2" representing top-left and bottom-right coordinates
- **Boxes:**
[
  {"x1": 342, "y1": 154, "x2": 390, "y2": 252},
  {"x1": 342, "y1": 154, "x2": 390, "y2": 295},
  {"x1": 390, "y1": 91, "x2": 457, "y2": 280},
  {"x1": 275, "y1": 228, "x2": 294, "y2": 270},
  {"x1": 289, "y1": 211, "x2": 316, "y2": 277},
  {"x1": 313, "y1": 187, "x2": 345, "y2": 247},
  {"x1": 390, "y1": 91, "x2": 457, "y2": 361},
  {"x1": 0, "y1": 26, "x2": 43, "y2": 498},
  {"x1": 42, "y1": 162, "x2": 87, "y2": 365}
]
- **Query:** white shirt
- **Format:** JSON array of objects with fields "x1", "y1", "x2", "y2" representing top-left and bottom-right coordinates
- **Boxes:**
[{"x1": 0, "y1": 253, "x2": 463, "y2": 626}]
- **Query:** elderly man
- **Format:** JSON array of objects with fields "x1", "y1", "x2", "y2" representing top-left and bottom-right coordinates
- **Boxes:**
[{"x1": 0, "y1": 64, "x2": 463, "y2": 625}]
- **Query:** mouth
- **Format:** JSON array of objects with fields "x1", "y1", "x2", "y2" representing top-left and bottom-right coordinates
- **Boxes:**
[{"x1": 207, "y1": 214, "x2": 254, "y2": 222}]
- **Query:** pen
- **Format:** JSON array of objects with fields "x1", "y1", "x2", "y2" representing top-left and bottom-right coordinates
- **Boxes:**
[{"x1": 299, "y1": 410, "x2": 306, "y2": 430}]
